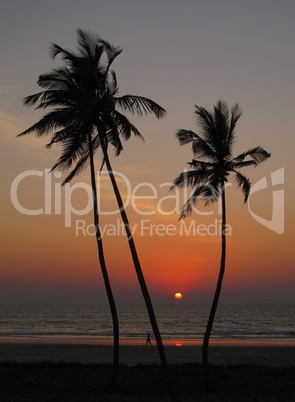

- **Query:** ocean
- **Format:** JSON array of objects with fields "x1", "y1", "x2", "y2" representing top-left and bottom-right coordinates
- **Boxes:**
[{"x1": 0, "y1": 303, "x2": 294, "y2": 345}]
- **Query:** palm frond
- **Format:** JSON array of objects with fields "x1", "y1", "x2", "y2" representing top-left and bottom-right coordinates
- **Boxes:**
[
  {"x1": 191, "y1": 137, "x2": 217, "y2": 162},
  {"x1": 76, "y1": 29, "x2": 97, "y2": 59},
  {"x1": 50, "y1": 128, "x2": 90, "y2": 173},
  {"x1": 233, "y1": 146, "x2": 271, "y2": 164},
  {"x1": 230, "y1": 160, "x2": 257, "y2": 169},
  {"x1": 115, "y1": 95, "x2": 166, "y2": 119},
  {"x1": 233, "y1": 171, "x2": 251, "y2": 203},
  {"x1": 171, "y1": 170, "x2": 202, "y2": 190},
  {"x1": 114, "y1": 110, "x2": 144, "y2": 142},
  {"x1": 46, "y1": 128, "x2": 70, "y2": 148},
  {"x1": 214, "y1": 99, "x2": 230, "y2": 146},
  {"x1": 179, "y1": 197, "x2": 194, "y2": 219},
  {"x1": 37, "y1": 68, "x2": 75, "y2": 90},
  {"x1": 100, "y1": 38, "x2": 123, "y2": 72},
  {"x1": 176, "y1": 129, "x2": 198, "y2": 145},
  {"x1": 178, "y1": 184, "x2": 212, "y2": 219},
  {"x1": 23, "y1": 92, "x2": 44, "y2": 108},
  {"x1": 50, "y1": 43, "x2": 69, "y2": 60},
  {"x1": 62, "y1": 152, "x2": 90, "y2": 184},
  {"x1": 194, "y1": 105, "x2": 215, "y2": 139},
  {"x1": 18, "y1": 110, "x2": 66, "y2": 137},
  {"x1": 94, "y1": 43, "x2": 104, "y2": 66},
  {"x1": 194, "y1": 106, "x2": 216, "y2": 150},
  {"x1": 188, "y1": 159, "x2": 216, "y2": 169},
  {"x1": 176, "y1": 129, "x2": 217, "y2": 161},
  {"x1": 202, "y1": 173, "x2": 222, "y2": 205},
  {"x1": 230, "y1": 103, "x2": 242, "y2": 121},
  {"x1": 226, "y1": 103, "x2": 242, "y2": 147},
  {"x1": 178, "y1": 181, "x2": 220, "y2": 219},
  {"x1": 106, "y1": 71, "x2": 119, "y2": 97},
  {"x1": 107, "y1": 127, "x2": 123, "y2": 156},
  {"x1": 96, "y1": 116, "x2": 122, "y2": 156}
]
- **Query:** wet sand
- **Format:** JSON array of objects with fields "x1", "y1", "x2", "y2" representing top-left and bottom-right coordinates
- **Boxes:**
[{"x1": 0, "y1": 342, "x2": 294, "y2": 367}]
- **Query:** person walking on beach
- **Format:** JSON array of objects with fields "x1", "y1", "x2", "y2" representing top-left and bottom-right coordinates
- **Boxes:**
[{"x1": 145, "y1": 332, "x2": 152, "y2": 346}]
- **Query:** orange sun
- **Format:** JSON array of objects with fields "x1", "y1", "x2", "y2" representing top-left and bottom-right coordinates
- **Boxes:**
[{"x1": 174, "y1": 292, "x2": 183, "y2": 300}]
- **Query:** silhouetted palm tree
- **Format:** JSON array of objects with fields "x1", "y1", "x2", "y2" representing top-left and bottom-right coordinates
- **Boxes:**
[
  {"x1": 18, "y1": 30, "x2": 121, "y2": 389},
  {"x1": 19, "y1": 30, "x2": 174, "y2": 398},
  {"x1": 172, "y1": 99, "x2": 271, "y2": 388},
  {"x1": 75, "y1": 36, "x2": 176, "y2": 399}
]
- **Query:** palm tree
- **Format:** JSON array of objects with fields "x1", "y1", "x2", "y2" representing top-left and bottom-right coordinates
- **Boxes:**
[
  {"x1": 172, "y1": 99, "x2": 271, "y2": 388},
  {"x1": 19, "y1": 30, "x2": 174, "y2": 398},
  {"x1": 77, "y1": 38, "x2": 176, "y2": 400},
  {"x1": 18, "y1": 31, "x2": 121, "y2": 389}
]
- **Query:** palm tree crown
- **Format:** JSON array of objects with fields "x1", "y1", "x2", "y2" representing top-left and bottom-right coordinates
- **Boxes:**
[
  {"x1": 173, "y1": 99, "x2": 270, "y2": 217},
  {"x1": 19, "y1": 29, "x2": 166, "y2": 180}
]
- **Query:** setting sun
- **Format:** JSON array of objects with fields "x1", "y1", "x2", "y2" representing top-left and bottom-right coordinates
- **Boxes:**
[{"x1": 174, "y1": 292, "x2": 183, "y2": 300}]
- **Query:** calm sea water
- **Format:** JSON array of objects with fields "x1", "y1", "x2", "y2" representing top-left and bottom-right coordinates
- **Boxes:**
[{"x1": 0, "y1": 304, "x2": 294, "y2": 344}]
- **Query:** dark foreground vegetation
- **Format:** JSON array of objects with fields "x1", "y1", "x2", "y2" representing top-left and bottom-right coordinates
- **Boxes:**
[{"x1": 1, "y1": 362, "x2": 294, "y2": 402}]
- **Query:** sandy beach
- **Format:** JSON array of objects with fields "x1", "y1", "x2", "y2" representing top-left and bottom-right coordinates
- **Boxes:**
[
  {"x1": 0, "y1": 342, "x2": 294, "y2": 367},
  {"x1": 1, "y1": 342, "x2": 294, "y2": 401}
]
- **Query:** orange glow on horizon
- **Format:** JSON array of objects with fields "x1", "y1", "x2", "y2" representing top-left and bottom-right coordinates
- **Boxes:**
[{"x1": 174, "y1": 292, "x2": 182, "y2": 300}]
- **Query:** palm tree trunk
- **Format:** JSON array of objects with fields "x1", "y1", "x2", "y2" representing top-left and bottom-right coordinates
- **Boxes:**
[
  {"x1": 202, "y1": 182, "x2": 227, "y2": 390},
  {"x1": 99, "y1": 141, "x2": 175, "y2": 400},
  {"x1": 88, "y1": 134, "x2": 119, "y2": 389}
]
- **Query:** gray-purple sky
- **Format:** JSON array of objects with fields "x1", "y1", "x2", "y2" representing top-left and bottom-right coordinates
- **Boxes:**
[{"x1": 1, "y1": 0, "x2": 294, "y2": 304}]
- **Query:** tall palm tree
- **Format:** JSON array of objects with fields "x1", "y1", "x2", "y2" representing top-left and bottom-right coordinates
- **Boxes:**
[
  {"x1": 18, "y1": 30, "x2": 174, "y2": 398},
  {"x1": 18, "y1": 31, "x2": 121, "y2": 389},
  {"x1": 72, "y1": 36, "x2": 176, "y2": 400},
  {"x1": 172, "y1": 99, "x2": 271, "y2": 388}
]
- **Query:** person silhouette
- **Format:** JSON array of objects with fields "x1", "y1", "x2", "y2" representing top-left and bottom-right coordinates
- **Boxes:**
[{"x1": 145, "y1": 332, "x2": 152, "y2": 346}]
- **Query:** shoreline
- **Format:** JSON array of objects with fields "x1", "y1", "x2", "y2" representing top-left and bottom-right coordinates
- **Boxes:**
[
  {"x1": 0, "y1": 336, "x2": 294, "y2": 347},
  {"x1": 0, "y1": 342, "x2": 294, "y2": 367}
]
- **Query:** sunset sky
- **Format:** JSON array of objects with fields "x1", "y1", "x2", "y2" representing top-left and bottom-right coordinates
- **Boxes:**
[{"x1": 1, "y1": 0, "x2": 294, "y2": 305}]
